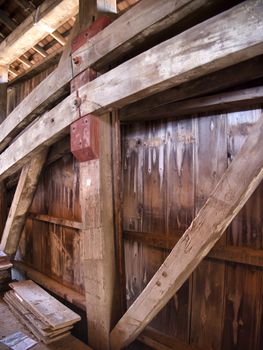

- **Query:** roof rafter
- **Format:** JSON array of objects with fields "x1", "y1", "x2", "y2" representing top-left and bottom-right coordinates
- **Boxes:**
[{"x1": 0, "y1": 0, "x2": 79, "y2": 66}]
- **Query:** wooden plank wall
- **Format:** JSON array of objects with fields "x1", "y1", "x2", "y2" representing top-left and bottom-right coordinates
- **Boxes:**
[
  {"x1": 6, "y1": 63, "x2": 263, "y2": 348},
  {"x1": 122, "y1": 107, "x2": 263, "y2": 350},
  {"x1": 18, "y1": 154, "x2": 84, "y2": 294},
  {"x1": 6, "y1": 67, "x2": 85, "y2": 296}
]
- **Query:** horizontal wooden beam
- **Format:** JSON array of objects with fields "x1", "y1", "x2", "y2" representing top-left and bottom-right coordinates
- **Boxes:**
[
  {"x1": 13, "y1": 261, "x2": 86, "y2": 310},
  {"x1": 0, "y1": 0, "x2": 225, "y2": 153},
  {"x1": 139, "y1": 328, "x2": 202, "y2": 350},
  {"x1": 121, "y1": 86, "x2": 263, "y2": 122},
  {"x1": 1, "y1": 0, "x2": 263, "y2": 181},
  {"x1": 0, "y1": 0, "x2": 78, "y2": 65},
  {"x1": 72, "y1": 0, "x2": 216, "y2": 74},
  {"x1": 124, "y1": 231, "x2": 263, "y2": 268},
  {"x1": 110, "y1": 107, "x2": 263, "y2": 349},
  {"x1": 28, "y1": 213, "x2": 83, "y2": 230},
  {"x1": 120, "y1": 55, "x2": 263, "y2": 120}
]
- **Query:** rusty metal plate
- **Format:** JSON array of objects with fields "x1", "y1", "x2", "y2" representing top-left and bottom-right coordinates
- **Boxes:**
[{"x1": 72, "y1": 15, "x2": 112, "y2": 53}]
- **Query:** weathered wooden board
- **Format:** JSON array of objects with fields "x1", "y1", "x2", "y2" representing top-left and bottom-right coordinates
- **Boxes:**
[
  {"x1": 227, "y1": 109, "x2": 263, "y2": 248},
  {"x1": 10, "y1": 280, "x2": 81, "y2": 329},
  {"x1": 190, "y1": 115, "x2": 227, "y2": 350},
  {"x1": 0, "y1": 295, "x2": 91, "y2": 349},
  {"x1": 222, "y1": 264, "x2": 262, "y2": 350},
  {"x1": 0, "y1": 0, "x2": 79, "y2": 65},
  {"x1": 120, "y1": 55, "x2": 263, "y2": 120},
  {"x1": 0, "y1": 149, "x2": 48, "y2": 255},
  {"x1": 2, "y1": 0, "x2": 263, "y2": 180},
  {"x1": 121, "y1": 108, "x2": 263, "y2": 349},
  {"x1": 17, "y1": 154, "x2": 84, "y2": 294},
  {"x1": 0, "y1": 0, "x2": 216, "y2": 154},
  {"x1": 123, "y1": 118, "x2": 195, "y2": 341},
  {"x1": 121, "y1": 86, "x2": 263, "y2": 122}
]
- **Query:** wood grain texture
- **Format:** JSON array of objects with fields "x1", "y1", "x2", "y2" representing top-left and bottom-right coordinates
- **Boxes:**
[
  {"x1": 111, "y1": 111, "x2": 263, "y2": 349},
  {"x1": 72, "y1": 0, "x2": 217, "y2": 74},
  {"x1": 10, "y1": 280, "x2": 81, "y2": 329},
  {"x1": 13, "y1": 261, "x2": 86, "y2": 311},
  {"x1": 0, "y1": 149, "x2": 48, "y2": 255},
  {"x1": 124, "y1": 230, "x2": 263, "y2": 268},
  {"x1": 121, "y1": 86, "x2": 263, "y2": 122},
  {"x1": 190, "y1": 115, "x2": 227, "y2": 350},
  {"x1": 2, "y1": 0, "x2": 263, "y2": 180},
  {"x1": 0, "y1": 65, "x2": 8, "y2": 241},
  {"x1": 120, "y1": 55, "x2": 263, "y2": 120},
  {"x1": 0, "y1": 0, "x2": 79, "y2": 65},
  {"x1": 0, "y1": 0, "x2": 210, "y2": 154},
  {"x1": 222, "y1": 264, "x2": 262, "y2": 350},
  {"x1": 79, "y1": 113, "x2": 121, "y2": 349},
  {"x1": 17, "y1": 154, "x2": 84, "y2": 294},
  {"x1": 123, "y1": 118, "x2": 195, "y2": 342},
  {"x1": 0, "y1": 295, "x2": 91, "y2": 350}
]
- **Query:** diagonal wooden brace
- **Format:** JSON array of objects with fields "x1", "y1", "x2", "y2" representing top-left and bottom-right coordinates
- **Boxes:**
[{"x1": 110, "y1": 112, "x2": 263, "y2": 349}]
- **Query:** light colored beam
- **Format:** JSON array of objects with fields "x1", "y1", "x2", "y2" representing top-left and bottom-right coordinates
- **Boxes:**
[
  {"x1": 0, "y1": 0, "x2": 224, "y2": 153},
  {"x1": 17, "y1": 56, "x2": 32, "y2": 68},
  {"x1": 110, "y1": 112, "x2": 263, "y2": 349},
  {"x1": 0, "y1": 149, "x2": 48, "y2": 256},
  {"x1": 0, "y1": 0, "x2": 78, "y2": 65},
  {"x1": 50, "y1": 31, "x2": 66, "y2": 46},
  {"x1": 32, "y1": 44, "x2": 48, "y2": 57}
]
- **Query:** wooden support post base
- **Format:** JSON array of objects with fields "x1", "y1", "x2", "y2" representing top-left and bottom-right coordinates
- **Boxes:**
[{"x1": 71, "y1": 12, "x2": 121, "y2": 349}]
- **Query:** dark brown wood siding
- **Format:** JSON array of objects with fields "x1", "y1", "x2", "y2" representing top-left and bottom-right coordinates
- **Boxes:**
[{"x1": 122, "y1": 107, "x2": 263, "y2": 350}]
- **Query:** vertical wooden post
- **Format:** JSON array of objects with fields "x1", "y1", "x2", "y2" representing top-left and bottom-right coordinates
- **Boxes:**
[
  {"x1": 80, "y1": 113, "x2": 122, "y2": 349},
  {"x1": 0, "y1": 65, "x2": 8, "y2": 239},
  {"x1": 76, "y1": 1, "x2": 122, "y2": 348},
  {"x1": 0, "y1": 66, "x2": 8, "y2": 123},
  {"x1": 111, "y1": 110, "x2": 127, "y2": 314}
]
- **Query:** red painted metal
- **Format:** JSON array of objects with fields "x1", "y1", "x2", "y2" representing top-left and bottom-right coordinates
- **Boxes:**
[
  {"x1": 70, "y1": 68, "x2": 97, "y2": 93},
  {"x1": 70, "y1": 16, "x2": 112, "y2": 162},
  {"x1": 72, "y1": 15, "x2": 112, "y2": 53},
  {"x1": 70, "y1": 114, "x2": 100, "y2": 162}
]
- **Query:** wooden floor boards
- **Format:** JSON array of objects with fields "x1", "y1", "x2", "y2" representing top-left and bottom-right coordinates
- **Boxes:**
[{"x1": 0, "y1": 294, "x2": 92, "y2": 350}]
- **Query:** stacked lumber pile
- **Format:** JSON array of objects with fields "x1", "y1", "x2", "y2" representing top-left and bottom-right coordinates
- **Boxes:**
[
  {"x1": 4, "y1": 280, "x2": 81, "y2": 344},
  {"x1": 0, "y1": 251, "x2": 12, "y2": 291}
]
